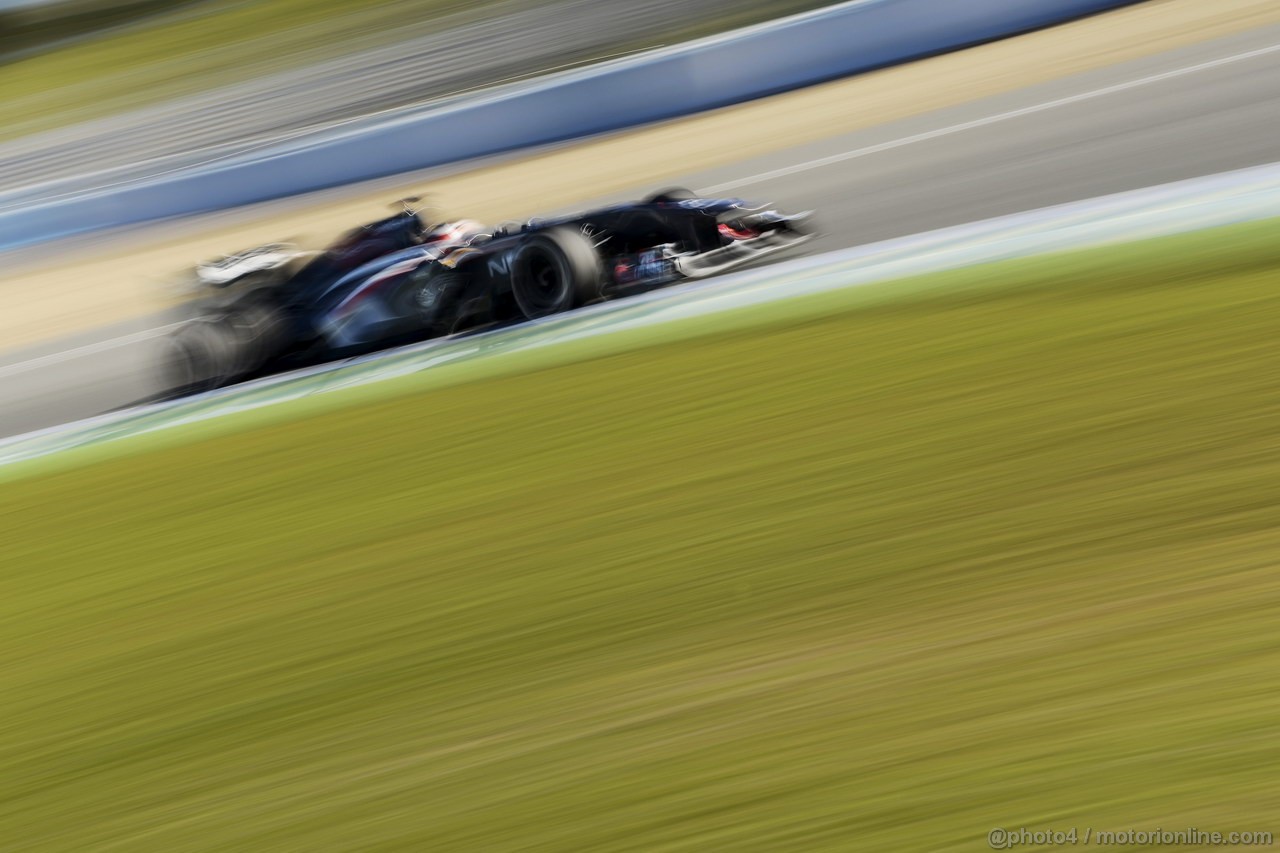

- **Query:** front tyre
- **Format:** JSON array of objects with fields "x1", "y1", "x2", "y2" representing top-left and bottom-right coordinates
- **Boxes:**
[{"x1": 510, "y1": 226, "x2": 603, "y2": 320}]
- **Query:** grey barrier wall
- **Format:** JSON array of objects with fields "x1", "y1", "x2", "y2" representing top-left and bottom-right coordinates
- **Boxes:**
[{"x1": 0, "y1": 0, "x2": 1143, "y2": 250}]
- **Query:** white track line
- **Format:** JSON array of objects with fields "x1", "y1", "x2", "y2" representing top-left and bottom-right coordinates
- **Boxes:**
[
  {"x1": 7, "y1": 39, "x2": 1278, "y2": 377},
  {"x1": 703, "y1": 41, "x2": 1280, "y2": 194},
  {"x1": 0, "y1": 324, "x2": 180, "y2": 380}
]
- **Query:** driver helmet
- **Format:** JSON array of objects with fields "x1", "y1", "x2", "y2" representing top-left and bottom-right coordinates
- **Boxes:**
[{"x1": 421, "y1": 219, "x2": 490, "y2": 249}]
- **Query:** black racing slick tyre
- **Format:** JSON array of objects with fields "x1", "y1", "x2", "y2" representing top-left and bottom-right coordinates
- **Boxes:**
[
  {"x1": 510, "y1": 226, "x2": 603, "y2": 320},
  {"x1": 223, "y1": 298, "x2": 286, "y2": 374},
  {"x1": 644, "y1": 187, "x2": 698, "y2": 203},
  {"x1": 162, "y1": 320, "x2": 240, "y2": 396}
]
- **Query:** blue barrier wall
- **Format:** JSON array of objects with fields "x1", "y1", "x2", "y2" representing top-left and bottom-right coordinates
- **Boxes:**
[{"x1": 0, "y1": 0, "x2": 1143, "y2": 250}]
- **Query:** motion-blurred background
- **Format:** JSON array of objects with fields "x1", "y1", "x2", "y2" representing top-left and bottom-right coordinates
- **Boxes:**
[
  {"x1": 2, "y1": 0, "x2": 829, "y2": 194},
  {"x1": 3, "y1": 1, "x2": 1280, "y2": 850}
]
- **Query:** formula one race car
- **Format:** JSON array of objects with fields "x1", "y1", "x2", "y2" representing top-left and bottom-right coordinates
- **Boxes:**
[{"x1": 162, "y1": 189, "x2": 813, "y2": 394}]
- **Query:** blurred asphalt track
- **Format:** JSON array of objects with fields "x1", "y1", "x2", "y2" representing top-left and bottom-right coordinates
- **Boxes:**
[
  {"x1": 1, "y1": 22, "x2": 1278, "y2": 440},
  {"x1": 0, "y1": 0, "x2": 774, "y2": 201}
]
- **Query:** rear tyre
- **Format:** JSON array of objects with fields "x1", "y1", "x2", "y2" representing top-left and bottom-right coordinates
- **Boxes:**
[
  {"x1": 510, "y1": 227, "x2": 603, "y2": 320},
  {"x1": 223, "y1": 298, "x2": 286, "y2": 374},
  {"x1": 162, "y1": 320, "x2": 239, "y2": 396}
]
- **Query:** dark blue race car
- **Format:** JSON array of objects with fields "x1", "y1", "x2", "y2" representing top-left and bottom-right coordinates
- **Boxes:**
[{"x1": 163, "y1": 189, "x2": 814, "y2": 394}]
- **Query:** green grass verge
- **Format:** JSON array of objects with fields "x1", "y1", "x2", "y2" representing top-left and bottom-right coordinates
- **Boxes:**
[
  {"x1": 2, "y1": 0, "x2": 496, "y2": 139},
  {"x1": 1, "y1": 222, "x2": 1278, "y2": 849},
  {"x1": 1, "y1": 0, "x2": 833, "y2": 141},
  {"x1": 1, "y1": 0, "x2": 192, "y2": 58}
]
